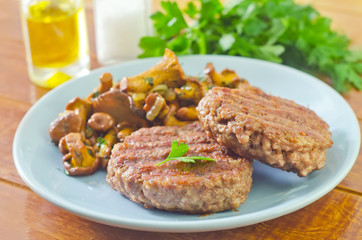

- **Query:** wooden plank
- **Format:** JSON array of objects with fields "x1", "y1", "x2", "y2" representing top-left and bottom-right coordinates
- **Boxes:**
[
  {"x1": 0, "y1": 97, "x2": 30, "y2": 185},
  {"x1": 0, "y1": 181, "x2": 361, "y2": 239},
  {"x1": 343, "y1": 90, "x2": 362, "y2": 120},
  {"x1": 339, "y1": 120, "x2": 362, "y2": 192},
  {"x1": 340, "y1": 155, "x2": 362, "y2": 193}
]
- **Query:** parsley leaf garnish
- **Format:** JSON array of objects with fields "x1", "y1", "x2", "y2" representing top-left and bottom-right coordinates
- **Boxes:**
[
  {"x1": 155, "y1": 140, "x2": 216, "y2": 166},
  {"x1": 145, "y1": 77, "x2": 154, "y2": 86},
  {"x1": 97, "y1": 137, "x2": 107, "y2": 148},
  {"x1": 91, "y1": 91, "x2": 100, "y2": 99}
]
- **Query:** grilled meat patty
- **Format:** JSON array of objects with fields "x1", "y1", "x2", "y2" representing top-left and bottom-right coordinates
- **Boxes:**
[
  {"x1": 197, "y1": 87, "x2": 333, "y2": 177},
  {"x1": 106, "y1": 122, "x2": 253, "y2": 214}
]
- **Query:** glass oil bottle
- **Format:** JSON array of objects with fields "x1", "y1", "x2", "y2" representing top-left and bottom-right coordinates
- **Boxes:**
[{"x1": 21, "y1": 0, "x2": 89, "y2": 88}]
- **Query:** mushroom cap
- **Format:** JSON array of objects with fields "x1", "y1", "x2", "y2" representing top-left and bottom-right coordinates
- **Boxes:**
[
  {"x1": 92, "y1": 90, "x2": 149, "y2": 128},
  {"x1": 48, "y1": 111, "x2": 82, "y2": 143}
]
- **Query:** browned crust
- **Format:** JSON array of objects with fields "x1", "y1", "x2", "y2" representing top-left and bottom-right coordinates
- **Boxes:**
[
  {"x1": 106, "y1": 122, "x2": 253, "y2": 214},
  {"x1": 197, "y1": 87, "x2": 333, "y2": 177}
]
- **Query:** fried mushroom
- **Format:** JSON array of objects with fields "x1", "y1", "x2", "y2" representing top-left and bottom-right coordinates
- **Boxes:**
[
  {"x1": 92, "y1": 90, "x2": 148, "y2": 128},
  {"x1": 59, "y1": 133, "x2": 100, "y2": 176},
  {"x1": 49, "y1": 111, "x2": 82, "y2": 143},
  {"x1": 120, "y1": 49, "x2": 186, "y2": 93},
  {"x1": 87, "y1": 112, "x2": 115, "y2": 132}
]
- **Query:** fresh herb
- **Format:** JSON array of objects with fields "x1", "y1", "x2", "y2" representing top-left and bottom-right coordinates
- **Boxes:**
[
  {"x1": 145, "y1": 77, "x2": 154, "y2": 86},
  {"x1": 87, "y1": 148, "x2": 95, "y2": 158},
  {"x1": 156, "y1": 140, "x2": 216, "y2": 166},
  {"x1": 57, "y1": 168, "x2": 70, "y2": 176},
  {"x1": 139, "y1": 0, "x2": 362, "y2": 93},
  {"x1": 85, "y1": 126, "x2": 94, "y2": 138},
  {"x1": 198, "y1": 76, "x2": 206, "y2": 82},
  {"x1": 91, "y1": 91, "x2": 100, "y2": 99},
  {"x1": 97, "y1": 137, "x2": 107, "y2": 148}
]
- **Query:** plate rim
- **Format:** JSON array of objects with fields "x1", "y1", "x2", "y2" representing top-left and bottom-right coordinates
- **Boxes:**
[{"x1": 13, "y1": 54, "x2": 361, "y2": 233}]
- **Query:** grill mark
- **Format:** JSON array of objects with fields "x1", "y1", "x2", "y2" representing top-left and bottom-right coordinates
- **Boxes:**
[
  {"x1": 217, "y1": 87, "x2": 316, "y2": 119},
  {"x1": 117, "y1": 139, "x2": 221, "y2": 158},
  {"x1": 225, "y1": 90, "x2": 323, "y2": 126},
  {"x1": 107, "y1": 122, "x2": 253, "y2": 213},
  {"x1": 213, "y1": 88, "x2": 331, "y2": 146},
  {"x1": 126, "y1": 132, "x2": 209, "y2": 146},
  {"x1": 217, "y1": 87, "x2": 315, "y2": 116},
  {"x1": 113, "y1": 123, "x2": 226, "y2": 163},
  {"x1": 131, "y1": 126, "x2": 204, "y2": 138},
  {"x1": 197, "y1": 87, "x2": 332, "y2": 176},
  {"x1": 219, "y1": 102, "x2": 327, "y2": 144}
]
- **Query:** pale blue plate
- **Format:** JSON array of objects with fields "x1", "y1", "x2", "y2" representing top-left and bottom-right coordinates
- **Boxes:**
[{"x1": 13, "y1": 55, "x2": 360, "y2": 232}]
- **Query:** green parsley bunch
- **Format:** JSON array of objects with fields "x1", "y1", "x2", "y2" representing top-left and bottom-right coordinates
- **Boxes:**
[{"x1": 139, "y1": 0, "x2": 362, "y2": 93}]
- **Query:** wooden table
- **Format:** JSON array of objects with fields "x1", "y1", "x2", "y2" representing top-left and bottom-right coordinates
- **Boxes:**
[{"x1": 1, "y1": 0, "x2": 361, "y2": 239}]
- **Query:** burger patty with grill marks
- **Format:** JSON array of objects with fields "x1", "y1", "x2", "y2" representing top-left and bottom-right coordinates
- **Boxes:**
[
  {"x1": 106, "y1": 122, "x2": 253, "y2": 214},
  {"x1": 197, "y1": 87, "x2": 333, "y2": 177}
]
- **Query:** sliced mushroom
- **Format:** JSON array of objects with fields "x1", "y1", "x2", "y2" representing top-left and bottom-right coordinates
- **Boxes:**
[
  {"x1": 49, "y1": 111, "x2": 82, "y2": 143},
  {"x1": 59, "y1": 133, "x2": 100, "y2": 176},
  {"x1": 120, "y1": 49, "x2": 186, "y2": 93},
  {"x1": 92, "y1": 90, "x2": 148, "y2": 128},
  {"x1": 143, "y1": 93, "x2": 167, "y2": 121}
]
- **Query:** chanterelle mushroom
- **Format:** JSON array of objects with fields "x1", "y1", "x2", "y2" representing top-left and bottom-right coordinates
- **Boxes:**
[
  {"x1": 97, "y1": 128, "x2": 118, "y2": 169},
  {"x1": 120, "y1": 48, "x2": 186, "y2": 93},
  {"x1": 98, "y1": 72, "x2": 113, "y2": 93},
  {"x1": 48, "y1": 111, "x2": 82, "y2": 143},
  {"x1": 163, "y1": 104, "x2": 189, "y2": 126},
  {"x1": 92, "y1": 90, "x2": 148, "y2": 128},
  {"x1": 87, "y1": 72, "x2": 114, "y2": 100},
  {"x1": 59, "y1": 133, "x2": 100, "y2": 176},
  {"x1": 175, "y1": 106, "x2": 198, "y2": 121},
  {"x1": 65, "y1": 97, "x2": 92, "y2": 135},
  {"x1": 87, "y1": 112, "x2": 115, "y2": 132},
  {"x1": 204, "y1": 62, "x2": 249, "y2": 89}
]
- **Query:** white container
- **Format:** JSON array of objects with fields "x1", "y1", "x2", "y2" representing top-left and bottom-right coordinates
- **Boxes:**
[{"x1": 94, "y1": 0, "x2": 152, "y2": 65}]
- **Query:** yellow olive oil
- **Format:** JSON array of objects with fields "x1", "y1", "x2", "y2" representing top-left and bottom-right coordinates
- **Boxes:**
[{"x1": 21, "y1": 0, "x2": 89, "y2": 88}]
